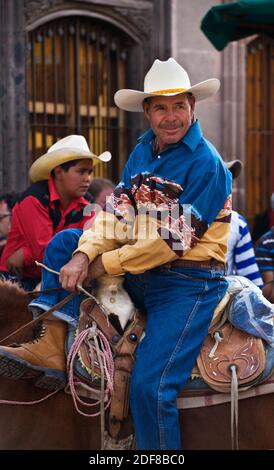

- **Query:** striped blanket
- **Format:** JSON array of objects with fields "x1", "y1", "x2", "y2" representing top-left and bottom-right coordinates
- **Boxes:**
[{"x1": 177, "y1": 374, "x2": 274, "y2": 409}]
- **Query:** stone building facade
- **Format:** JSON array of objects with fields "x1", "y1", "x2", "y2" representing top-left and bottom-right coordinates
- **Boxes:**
[{"x1": 0, "y1": 0, "x2": 248, "y2": 213}]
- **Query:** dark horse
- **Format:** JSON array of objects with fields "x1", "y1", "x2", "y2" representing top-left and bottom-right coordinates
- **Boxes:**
[
  {"x1": 0, "y1": 280, "x2": 101, "y2": 450},
  {"x1": 0, "y1": 279, "x2": 273, "y2": 450}
]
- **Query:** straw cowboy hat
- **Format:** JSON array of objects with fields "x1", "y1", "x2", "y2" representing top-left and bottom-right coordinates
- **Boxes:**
[
  {"x1": 114, "y1": 57, "x2": 220, "y2": 112},
  {"x1": 29, "y1": 135, "x2": 111, "y2": 182},
  {"x1": 225, "y1": 160, "x2": 242, "y2": 179}
]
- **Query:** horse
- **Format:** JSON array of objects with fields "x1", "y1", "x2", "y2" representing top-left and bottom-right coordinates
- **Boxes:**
[
  {"x1": 0, "y1": 279, "x2": 101, "y2": 450},
  {"x1": 0, "y1": 279, "x2": 273, "y2": 450}
]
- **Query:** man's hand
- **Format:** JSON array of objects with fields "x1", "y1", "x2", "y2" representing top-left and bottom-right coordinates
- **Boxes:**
[
  {"x1": 84, "y1": 255, "x2": 106, "y2": 285},
  {"x1": 60, "y1": 252, "x2": 89, "y2": 292},
  {"x1": 6, "y1": 248, "x2": 24, "y2": 275}
]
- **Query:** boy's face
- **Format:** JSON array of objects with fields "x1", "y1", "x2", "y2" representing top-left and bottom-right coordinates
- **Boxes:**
[{"x1": 55, "y1": 159, "x2": 93, "y2": 199}]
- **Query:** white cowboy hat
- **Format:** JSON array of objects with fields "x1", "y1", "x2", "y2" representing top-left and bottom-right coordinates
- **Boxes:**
[
  {"x1": 225, "y1": 160, "x2": 242, "y2": 179},
  {"x1": 29, "y1": 135, "x2": 111, "y2": 182},
  {"x1": 114, "y1": 57, "x2": 220, "y2": 112}
]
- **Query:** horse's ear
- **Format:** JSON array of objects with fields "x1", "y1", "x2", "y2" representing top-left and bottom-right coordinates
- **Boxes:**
[{"x1": 0, "y1": 279, "x2": 29, "y2": 300}]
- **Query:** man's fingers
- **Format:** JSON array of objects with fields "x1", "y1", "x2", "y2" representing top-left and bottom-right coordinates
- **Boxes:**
[
  {"x1": 61, "y1": 275, "x2": 78, "y2": 292},
  {"x1": 66, "y1": 274, "x2": 81, "y2": 292},
  {"x1": 60, "y1": 269, "x2": 87, "y2": 292}
]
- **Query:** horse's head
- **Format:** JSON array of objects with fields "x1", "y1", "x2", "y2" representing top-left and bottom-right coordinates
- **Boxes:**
[{"x1": 0, "y1": 279, "x2": 33, "y2": 344}]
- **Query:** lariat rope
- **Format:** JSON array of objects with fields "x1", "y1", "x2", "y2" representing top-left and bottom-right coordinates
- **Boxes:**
[
  {"x1": 67, "y1": 322, "x2": 115, "y2": 449},
  {"x1": 0, "y1": 389, "x2": 59, "y2": 406}
]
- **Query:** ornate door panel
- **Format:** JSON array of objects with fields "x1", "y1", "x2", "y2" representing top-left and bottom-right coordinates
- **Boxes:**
[{"x1": 246, "y1": 35, "x2": 274, "y2": 227}]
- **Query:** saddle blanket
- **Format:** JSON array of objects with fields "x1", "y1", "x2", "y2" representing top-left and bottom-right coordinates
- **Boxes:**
[{"x1": 176, "y1": 374, "x2": 274, "y2": 409}]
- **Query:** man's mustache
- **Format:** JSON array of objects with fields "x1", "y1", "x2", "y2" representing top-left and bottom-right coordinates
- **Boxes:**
[{"x1": 159, "y1": 123, "x2": 182, "y2": 130}]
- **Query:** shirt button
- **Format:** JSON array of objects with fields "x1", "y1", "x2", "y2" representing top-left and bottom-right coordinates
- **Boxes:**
[{"x1": 157, "y1": 155, "x2": 161, "y2": 159}]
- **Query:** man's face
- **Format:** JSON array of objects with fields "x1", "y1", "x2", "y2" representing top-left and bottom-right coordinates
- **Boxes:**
[
  {"x1": 55, "y1": 159, "x2": 93, "y2": 199},
  {"x1": 143, "y1": 93, "x2": 195, "y2": 151},
  {"x1": 0, "y1": 201, "x2": 11, "y2": 237}
]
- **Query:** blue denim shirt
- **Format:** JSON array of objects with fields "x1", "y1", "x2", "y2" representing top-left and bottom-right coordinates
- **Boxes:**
[
  {"x1": 115, "y1": 120, "x2": 232, "y2": 256},
  {"x1": 78, "y1": 120, "x2": 232, "y2": 274}
]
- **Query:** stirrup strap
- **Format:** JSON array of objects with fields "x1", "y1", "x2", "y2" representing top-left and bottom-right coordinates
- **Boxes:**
[
  {"x1": 0, "y1": 292, "x2": 75, "y2": 345},
  {"x1": 108, "y1": 312, "x2": 146, "y2": 438}
]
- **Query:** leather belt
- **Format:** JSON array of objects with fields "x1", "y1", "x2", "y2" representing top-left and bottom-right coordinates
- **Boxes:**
[{"x1": 164, "y1": 258, "x2": 226, "y2": 270}]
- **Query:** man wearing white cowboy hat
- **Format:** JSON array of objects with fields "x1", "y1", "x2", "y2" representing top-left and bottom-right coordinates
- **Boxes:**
[
  {"x1": 0, "y1": 134, "x2": 111, "y2": 291},
  {"x1": 0, "y1": 58, "x2": 231, "y2": 449},
  {"x1": 62, "y1": 58, "x2": 231, "y2": 447}
]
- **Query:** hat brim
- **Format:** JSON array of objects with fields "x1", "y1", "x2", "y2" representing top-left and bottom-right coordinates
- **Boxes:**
[
  {"x1": 114, "y1": 78, "x2": 220, "y2": 112},
  {"x1": 225, "y1": 160, "x2": 242, "y2": 179},
  {"x1": 29, "y1": 148, "x2": 111, "y2": 182}
]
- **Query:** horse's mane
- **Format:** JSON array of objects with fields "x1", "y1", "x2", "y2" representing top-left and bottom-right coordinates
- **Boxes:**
[{"x1": 0, "y1": 279, "x2": 29, "y2": 314}]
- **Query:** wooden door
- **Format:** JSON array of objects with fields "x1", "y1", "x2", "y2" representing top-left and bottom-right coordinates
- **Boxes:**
[{"x1": 246, "y1": 35, "x2": 274, "y2": 228}]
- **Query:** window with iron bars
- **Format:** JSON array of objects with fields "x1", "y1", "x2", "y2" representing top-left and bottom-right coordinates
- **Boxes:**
[{"x1": 27, "y1": 16, "x2": 134, "y2": 183}]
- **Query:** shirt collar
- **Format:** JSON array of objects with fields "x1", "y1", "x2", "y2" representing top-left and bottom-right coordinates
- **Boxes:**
[
  {"x1": 48, "y1": 176, "x2": 60, "y2": 202},
  {"x1": 182, "y1": 120, "x2": 203, "y2": 152},
  {"x1": 137, "y1": 128, "x2": 154, "y2": 144},
  {"x1": 137, "y1": 120, "x2": 203, "y2": 153}
]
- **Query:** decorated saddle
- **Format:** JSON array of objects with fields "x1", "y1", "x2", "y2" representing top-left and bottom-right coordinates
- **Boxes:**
[
  {"x1": 72, "y1": 297, "x2": 146, "y2": 439},
  {"x1": 196, "y1": 322, "x2": 266, "y2": 393}
]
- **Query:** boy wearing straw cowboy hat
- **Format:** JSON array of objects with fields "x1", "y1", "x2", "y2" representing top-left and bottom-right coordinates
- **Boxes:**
[
  {"x1": 0, "y1": 135, "x2": 111, "y2": 291},
  {"x1": 0, "y1": 58, "x2": 231, "y2": 449}
]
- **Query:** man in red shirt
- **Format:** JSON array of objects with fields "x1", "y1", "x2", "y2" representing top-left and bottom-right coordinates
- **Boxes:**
[{"x1": 0, "y1": 135, "x2": 111, "y2": 290}]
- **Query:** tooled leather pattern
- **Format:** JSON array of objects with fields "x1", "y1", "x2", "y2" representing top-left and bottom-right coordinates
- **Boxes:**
[{"x1": 198, "y1": 323, "x2": 265, "y2": 385}]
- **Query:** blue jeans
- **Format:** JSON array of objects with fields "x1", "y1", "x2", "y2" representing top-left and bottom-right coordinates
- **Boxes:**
[
  {"x1": 124, "y1": 267, "x2": 228, "y2": 450},
  {"x1": 30, "y1": 228, "x2": 83, "y2": 327}
]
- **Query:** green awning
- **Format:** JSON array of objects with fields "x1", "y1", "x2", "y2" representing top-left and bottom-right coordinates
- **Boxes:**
[{"x1": 201, "y1": 0, "x2": 274, "y2": 51}]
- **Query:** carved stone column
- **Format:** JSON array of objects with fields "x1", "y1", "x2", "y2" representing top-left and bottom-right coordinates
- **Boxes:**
[
  {"x1": 221, "y1": 41, "x2": 246, "y2": 213},
  {"x1": 151, "y1": 0, "x2": 171, "y2": 60},
  {"x1": 0, "y1": 0, "x2": 28, "y2": 191}
]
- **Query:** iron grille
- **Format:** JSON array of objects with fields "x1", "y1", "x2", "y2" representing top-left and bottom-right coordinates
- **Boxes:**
[{"x1": 27, "y1": 16, "x2": 134, "y2": 182}]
